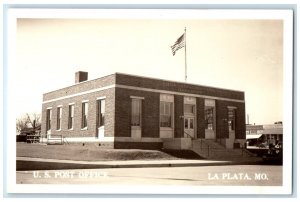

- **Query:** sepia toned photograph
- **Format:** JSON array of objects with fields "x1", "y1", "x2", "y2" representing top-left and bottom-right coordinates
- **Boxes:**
[{"x1": 4, "y1": 7, "x2": 293, "y2": 195}]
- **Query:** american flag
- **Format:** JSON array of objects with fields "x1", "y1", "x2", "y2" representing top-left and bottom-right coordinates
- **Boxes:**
[{"x1": 171, "y1": 33, "x2": 185, "y2": 56}]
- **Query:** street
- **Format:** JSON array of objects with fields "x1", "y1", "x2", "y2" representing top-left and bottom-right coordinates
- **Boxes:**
[{"x1": 17, "y1": 165, "x2": 282, "y2": 186}]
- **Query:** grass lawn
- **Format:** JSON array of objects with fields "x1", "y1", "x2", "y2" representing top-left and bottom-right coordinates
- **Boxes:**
[{"x1": 16, "y1": 142, "x2": 202, "y2": 161}]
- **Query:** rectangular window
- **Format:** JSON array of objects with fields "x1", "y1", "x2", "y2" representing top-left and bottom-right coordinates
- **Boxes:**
[
  {"x1": 228, "y1": 108, "x2": 236, "y2": 130},
  {"x1": 160, "y1": 102, "x2": 173, "y2": 127},
  {"x1": 190, "y1": 118, "x2": 194, "y2": 129},
  {"x1": 131, "y1": 99, "x2": 142, "y2": 126},
  {"x1": 46, "y1": 109, "x2": 52, "y2": 131},
  {"x1": 205, "y1": 107, "x2": 214, "y2": 130},
  {"x1": 184, "y1": 118, "x2": 188, "y2": 129},
  {"x1": 82, "y1": 102, "x2": 88, "y2": 129},
  {"x1": 184, "y1": 104, "x2": 195, "y2": 114},
  {"x1": 57, "y1": 107, "x2": 62, "y2": 130},
  {"x1": 68, "y1": 105, "x2": 74, "y2": 129},
  {"x1": 97, "y1": 99, "x2": 105, "y2": 127}
]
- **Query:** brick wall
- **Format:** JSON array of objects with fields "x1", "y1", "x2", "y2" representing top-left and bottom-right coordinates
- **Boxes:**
[
  {"x1": 215, "y1": 100, "x2": 229, "y2": 139},
  {"x1": 141, "y1": 92, "x2": 160, "y2": 138},
  {"x1": 43, "y1": 74, "x2": 115, "y2": 102},
  {"x1": 114, "y1": 88, "x2": 131, "y2": 137},
  {"x1": 41, "y1": 88, "x2": 115, "y2": 137},
  {"x1": 114, "y1": 142, "x2": 163, "y2": 149},
  {"x1": 196, "y1": 97, "x2": 205, "y2": 138},
  {"x1": 114, "y1": 88, "x2": 160, "y2": 138},
  {"x1": 115, "y1": 73, "x2": 244, "y2": 101},
  {"x1": 174, "y1": 95, "x2": 184, "y2": 138},
  {"x1": 235, "y1": 102, "x2": 246, "y2": 139},
  {"x1": 215, "y1": 100, "x2": 246, "y2": 139}
]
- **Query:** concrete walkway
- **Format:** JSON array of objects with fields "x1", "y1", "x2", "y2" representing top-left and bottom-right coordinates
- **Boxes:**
[{"x1": 16, "y1": 156, "x2": 263, "y2": 171}]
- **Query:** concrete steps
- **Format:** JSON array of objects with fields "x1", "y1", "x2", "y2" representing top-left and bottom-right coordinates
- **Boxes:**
[{"x1": 192, "y1": 139, "x2": 261, "y2": 162}]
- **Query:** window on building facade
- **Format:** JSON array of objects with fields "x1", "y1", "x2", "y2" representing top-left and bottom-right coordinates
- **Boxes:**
[
  {"x1": 184, "y1": 104, "x2": 195, "y2": 114},
  {"x1": 68, "y1": 105, "x2": 74, "y2": 129},
  {"x1": 190, "y1": 118, "x2": 194, "y2": 129},
  {"x1": 97, "y1": 99, "x2": 105, "y2": 127},
  {"x1": 46, "y1": 109, "x2": 52, "y2": 131},
  {"x1": 160, "y1": 102, "x2": 173, "y2": 127},
  {"x1": 184, "y1": 118, "x2": 188, "y2": 129},
  {"x1": 228, "y1": 108, "x2": 236, "y2": 131},
  {"x1": 57, "y1": 107, "x2": 62, "y2": 130},
  {"x1": 205, "y1": 107, "x2": 214, "y2": 130},
  {"x1": 82, "y1": 102, "x2": 88, "y2": 129},
  {"x1": 131, "y1": 99, "x2": 142, "y2": 126}
]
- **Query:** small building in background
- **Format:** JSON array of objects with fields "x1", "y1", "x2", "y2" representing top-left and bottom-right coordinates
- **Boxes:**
[
  {"x1": 262, "y1": 123, "x2": 283, "y2": 145},
  {"x1": 246, "y1": 123, "x2": 283, "y2": 147}
]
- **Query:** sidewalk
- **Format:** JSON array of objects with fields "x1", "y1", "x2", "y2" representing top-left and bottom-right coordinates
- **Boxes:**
[{"x1": 16, "y1": 156, "x2": 263, "y2": 171}]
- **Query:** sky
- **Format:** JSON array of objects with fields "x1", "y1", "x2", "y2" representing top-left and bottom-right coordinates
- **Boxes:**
[{"x1": 15, "y1": 18, "x2": 283, "y2": 125}]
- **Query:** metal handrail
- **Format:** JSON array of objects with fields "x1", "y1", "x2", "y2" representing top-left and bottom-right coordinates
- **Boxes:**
[
  {"x1": 184, "y1": 131, "x2": 194, "y2": 139},
  {"x1": 63, "y1": 136, "x2": 69, "y2": 145}
]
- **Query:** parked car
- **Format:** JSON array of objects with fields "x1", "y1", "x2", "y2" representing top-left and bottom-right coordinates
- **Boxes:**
[
  {"x1": 257, "y1": 142, "x2": 268, "y2": 148},
  {"x1": 262, "y1": 142, "x2": 283, "y2": 164}
]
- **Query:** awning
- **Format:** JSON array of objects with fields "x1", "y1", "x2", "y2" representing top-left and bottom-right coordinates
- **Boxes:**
[{"x1": 246, "y1": 134, "x2": 263, "y2": 140}]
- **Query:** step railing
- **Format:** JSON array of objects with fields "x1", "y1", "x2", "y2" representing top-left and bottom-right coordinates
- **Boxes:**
[
  {"x1": 184, "y1": 131, "x2": 194, "y2": 139},
  {"x1": 63, "y1": 136, "x2": 70, "y2": 145}
]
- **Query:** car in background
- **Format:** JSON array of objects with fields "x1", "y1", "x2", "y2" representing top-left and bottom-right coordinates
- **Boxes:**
[{"x1": 262, "y1": 142, "x2": 283, "y2": 164}]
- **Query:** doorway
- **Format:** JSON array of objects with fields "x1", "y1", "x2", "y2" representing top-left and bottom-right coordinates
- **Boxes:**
[{"x1": 184, "y1": 116, "x2": 195, "y2": 138}]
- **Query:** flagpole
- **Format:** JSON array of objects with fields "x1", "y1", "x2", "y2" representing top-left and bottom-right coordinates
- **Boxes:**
[{"x1": 184, "y1": 27, "x2": 187, "y2": 82}]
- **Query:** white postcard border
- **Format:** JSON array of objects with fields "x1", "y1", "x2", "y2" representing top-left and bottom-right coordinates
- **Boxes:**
[{"x1": 5, "y1": 8, "x2": 294, "y2": 195}]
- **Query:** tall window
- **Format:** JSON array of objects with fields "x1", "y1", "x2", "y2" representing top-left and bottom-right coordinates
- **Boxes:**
[
  {"x1": 82, "y1": 102, "x2": 88, "y2": 129},
  {"x1": 46, "y1": 109, "x2": 52, "y2": 131},
  {"x1": 57, "y1": 107, "x2": 62, "y2": 130},
  {"x1": 205, "y1": 107, "x2": 214, "y2": 130},
  {"x1": 160, "y1": 102, "x2": 173, "y2": 127},
  {"x1": 228, "y1": 108, "x2": 236, "y2": 130},
  {"x1": 97, "y1": 99, "x2": 105, "y2": 127},
  {"x1": 131, "y1": 99, "x2": 142, "y2": 126},
  {"x1": 68, "y1": 105, "x2": 74, "y2": 129}
]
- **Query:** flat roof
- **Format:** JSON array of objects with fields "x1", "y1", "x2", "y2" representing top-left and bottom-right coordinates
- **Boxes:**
[
  {"x1": 45, "y1": 72, "x2": 244, "y2": 95},
  {"x1": 43, "y1": 72, "x2": 245, "y2": 102},
  {"x1": 115, "y1": 72, "x2": 244, "y2": 93}
]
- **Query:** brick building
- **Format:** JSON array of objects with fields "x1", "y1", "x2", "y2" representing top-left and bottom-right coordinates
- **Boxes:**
[{"x1": 41, "y1": 72, "x2": 246, "y2": 149}]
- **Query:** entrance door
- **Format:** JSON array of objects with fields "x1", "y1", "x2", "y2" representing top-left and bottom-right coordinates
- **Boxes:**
[{"x1": 184, "y1": 117, "x2": 195, "y2": 138}]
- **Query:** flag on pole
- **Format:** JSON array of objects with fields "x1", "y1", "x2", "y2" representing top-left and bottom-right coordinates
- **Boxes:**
[{"x1": 171, "y1": 33, "x2": 185, "y2": 56}]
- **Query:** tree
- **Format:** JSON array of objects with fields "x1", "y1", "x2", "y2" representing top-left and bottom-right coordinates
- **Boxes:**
[{"x1": 16, "y1": 113, "x2": 41, "y2": 135}]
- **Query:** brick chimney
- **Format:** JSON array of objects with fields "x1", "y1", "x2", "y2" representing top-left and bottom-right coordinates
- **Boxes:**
[{"x1": 75, "y1": 71, "x2": 88, "y2": 84}]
